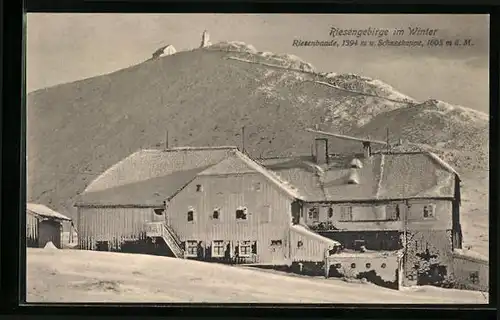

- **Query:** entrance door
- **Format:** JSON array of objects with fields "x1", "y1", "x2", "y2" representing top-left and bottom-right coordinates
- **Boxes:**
[
  {"x1": 38, "y1": 219, "x2": 61, "y2": 248},
  {"x1": 270, "y1": 240, "x2": 284, "y2": 264}
]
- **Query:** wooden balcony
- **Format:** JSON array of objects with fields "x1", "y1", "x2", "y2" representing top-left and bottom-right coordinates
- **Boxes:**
[{"x1": 145, "y1": 221, "x2": 163, "y2": 237}]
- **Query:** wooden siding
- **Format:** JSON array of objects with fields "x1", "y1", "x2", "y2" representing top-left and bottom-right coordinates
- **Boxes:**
[
  {"x1": 289, "y1": 229, "x2": 331, "y2": 262},
  {"x1": 26, "y1": 211, "x2": 39, "y2": 247},
  {"x1": 167, "y1": 173, "x2": 293, "y2": 264},
  {"x1": 77, "y1": 207, "x2": 157, "y2": 250}
]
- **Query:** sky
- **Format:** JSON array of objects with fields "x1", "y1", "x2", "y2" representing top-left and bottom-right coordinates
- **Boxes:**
[{"x1": 27, "y1": 14, "x2": 489, "y2": 113}]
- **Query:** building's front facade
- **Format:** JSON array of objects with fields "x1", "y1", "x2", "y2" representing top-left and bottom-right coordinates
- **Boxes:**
[{"x1": 75, "y1": 146, "x2": 340, "y2": 264}]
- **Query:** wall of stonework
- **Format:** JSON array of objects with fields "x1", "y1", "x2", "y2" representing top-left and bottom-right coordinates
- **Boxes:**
[{"x1": 402, "y1": 229, "x2": 453, "y2": 286}]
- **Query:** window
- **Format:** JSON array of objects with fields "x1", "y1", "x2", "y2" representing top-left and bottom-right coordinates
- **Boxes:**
[
  {"x1": 297, "y1": 240, "x2": 303, "y2": 248},
  {"x1": 185, "y1": 240, "x2": 199, "y2": 257},
  {"x1": 340, "y1": 206, "x2": 353, "y2": 221},
  {"x1": 212, "y1": 208, "x2": 220, "y2": 220},
  {"x1": 271, "y1": 240, "x2": 282, "y2": 246},
  {"x1": 365, "y1": 263, "x2": 371, "y2": 269},
  {"x1": 308, "y1": 207, "x2": 319, "y2": 222},
  {"x1": 153, "y1": 208, "x2": 164, "y2": 216},
  {"x1": 187, "y1": 207, "x2": 195, "y2": 222},
  {"x1": 423, "y1": 204, "x2": 436, "y2": 219},
  {"x1": 328, "y1": 207, "x2": 334, "y2": 218},
  {"x1": 381, "y1": 263, "x2": 387, "y2": 269},
  {"x1": 388, "y1": 204, "x2": 401, "y2": 221},
  {"x1": 469, "y1": 271, "x2": 479, "y2": 284},
  {"x1": 239, "y1": 241, "x2": 253, "y2": 257},
  {"x1": 236, "y1": 206, "x2": 248, "y2": 220},
  {"x1": 212, "y1": 240, "x2": 225, "y2": 257},
  {"x1": 351, "y1": 263, "x2": 356, "y2": 269},
  {"x1": 196, "y1": 184, "x2": 202, "y2": 192},
  {"x1": 253, "y1": 182, "x2": 261, "y2": 191}
]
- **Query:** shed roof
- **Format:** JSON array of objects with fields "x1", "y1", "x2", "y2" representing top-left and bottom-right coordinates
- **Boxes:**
[
  {"x1": 27, "y1": 203, "x2": 72, "y2": 221},
  {"x1": 260, "y1": 152, "x2": 458, "y2": 202}
]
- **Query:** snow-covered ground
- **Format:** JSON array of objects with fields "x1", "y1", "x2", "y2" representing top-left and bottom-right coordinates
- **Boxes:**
[{"x1": 26, "y1": 248, "x2": 488, "y2": 304}]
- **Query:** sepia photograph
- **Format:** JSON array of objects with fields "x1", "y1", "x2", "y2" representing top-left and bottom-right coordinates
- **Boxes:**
[{"x1": 25, "y1": 13, "x2": 489, "y2": 304}]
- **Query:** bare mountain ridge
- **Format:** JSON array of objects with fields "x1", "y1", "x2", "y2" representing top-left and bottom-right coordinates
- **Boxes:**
[{"x1": 27, "y1": 41, "x2": 488, "y2": 220}]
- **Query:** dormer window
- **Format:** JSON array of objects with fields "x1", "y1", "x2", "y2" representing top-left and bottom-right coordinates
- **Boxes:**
[
  {"x1": 153, "y1": 208, "x2": 164, "y2": 216},
  {"x1": 350, "y1": 158, "x2": 363, "y2": 169}
]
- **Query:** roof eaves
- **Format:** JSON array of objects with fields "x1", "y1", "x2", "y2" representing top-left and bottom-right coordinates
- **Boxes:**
[
  {"x1": 426, "y1": 152, "x2": 461, "y2": 179},
  {"x1": 234, "y1": 151, "x2": 304, "y2": 200}
]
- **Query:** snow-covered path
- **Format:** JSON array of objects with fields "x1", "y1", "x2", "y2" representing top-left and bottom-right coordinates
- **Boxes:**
[{"x1": 26, "y1": 248, "x2": 488, "y2": 304}]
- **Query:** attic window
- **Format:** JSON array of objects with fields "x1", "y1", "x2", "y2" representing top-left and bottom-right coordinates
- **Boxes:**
[
  {"x1": 187, "y1": 207, "x2": 196, "y2": 222},
  {"x1": 253, "y1": 182, "x2": 261, "y2": 191},
  {"x1": 153, "y1": 208, "x2": 164, "y2": 216},
  {"x1": 236, "y1": 207, "x2": 248, "y2": 220},
  {"x1": 212, "y1": 208, "x2": 220, "y2": 220},
  {"x1": 423, "y1": 204, "x2": 436, "y2": 219},
  {"x1": 196, "y1": 184, "x2": 202, "y2": 192}
]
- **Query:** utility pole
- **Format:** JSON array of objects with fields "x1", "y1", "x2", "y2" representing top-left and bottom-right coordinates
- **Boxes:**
[
  {"x1": 386, "y1": 128, "x2": 390, "y2": 153},
  {"x1": 242, "y1": 126, "x2": 246, "y2": 154},
  {"x1": 165, "y1": 130, "x2": 169, "y2": 150}
]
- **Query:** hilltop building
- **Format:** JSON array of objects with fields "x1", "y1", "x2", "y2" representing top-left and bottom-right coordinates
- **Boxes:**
[
  {"x1": 150, "y1": 44, "x2": 177, "y2": 60},
  {"x1": 200, "y1": 30, "x2": 211, "y2": 48}
]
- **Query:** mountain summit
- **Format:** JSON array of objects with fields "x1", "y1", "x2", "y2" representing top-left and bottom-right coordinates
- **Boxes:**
[{"x1": 27, "y1": 41, "x2": 488, "y2": 218}]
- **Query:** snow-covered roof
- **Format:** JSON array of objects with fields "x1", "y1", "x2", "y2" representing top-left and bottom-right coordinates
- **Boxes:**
[
  {"x1": 27, "y1": 203, "x2": 71, "y2": 221},
  {"x1": 290, "y1": 224, "x2": 341, "y2": 248}
]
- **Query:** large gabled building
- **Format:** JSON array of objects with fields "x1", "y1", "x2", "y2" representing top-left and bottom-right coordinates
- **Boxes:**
[{"x1": 74, "y1": 146, "x2": 339, "y2": 264}]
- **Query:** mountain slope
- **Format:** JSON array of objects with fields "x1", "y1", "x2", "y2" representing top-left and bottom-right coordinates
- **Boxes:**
[{"x1": 27, "y1": 43, "x2": 489, "y2": 221}]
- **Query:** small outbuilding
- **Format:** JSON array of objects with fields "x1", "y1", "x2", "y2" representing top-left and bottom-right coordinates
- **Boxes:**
[{"x1": 26, "y1": 203, "x2": 72, "y2": 249}]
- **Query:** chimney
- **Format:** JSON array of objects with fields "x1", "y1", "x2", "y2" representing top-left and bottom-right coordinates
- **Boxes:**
[
  {"x1": 363, "y1": 141, "x2": 371, "y2": 159},
  {"x1": 314, "y1": 138, "x2": 328, "y2": 165}
]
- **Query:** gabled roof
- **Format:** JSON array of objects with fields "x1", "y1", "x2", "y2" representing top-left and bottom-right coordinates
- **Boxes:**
[
  {"x1": 84, "y1": 146, "x2": 237, "y2": 193},
  {"x1": 76, "y1": 146, "x2": 303, "y2": 207},
  {"x1": 27, "y1": 203, "x2": 72, "y2": 221},
  {"x1": 76, "y1": 146, "x2": 237, "y2": 207},
  {"x1": 260, "y1": 152, "x2": 458, "y2": 202}
]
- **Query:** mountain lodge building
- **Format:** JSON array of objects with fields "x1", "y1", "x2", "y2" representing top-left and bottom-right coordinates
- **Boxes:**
[{"x1": 74, "y1": 131, "x2": 465, "y2": 288}]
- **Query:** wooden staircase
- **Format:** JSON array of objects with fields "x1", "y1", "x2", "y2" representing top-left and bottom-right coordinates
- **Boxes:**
[{"x1": 145, "y1": 221, "x2": 185, "y2": 258}]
